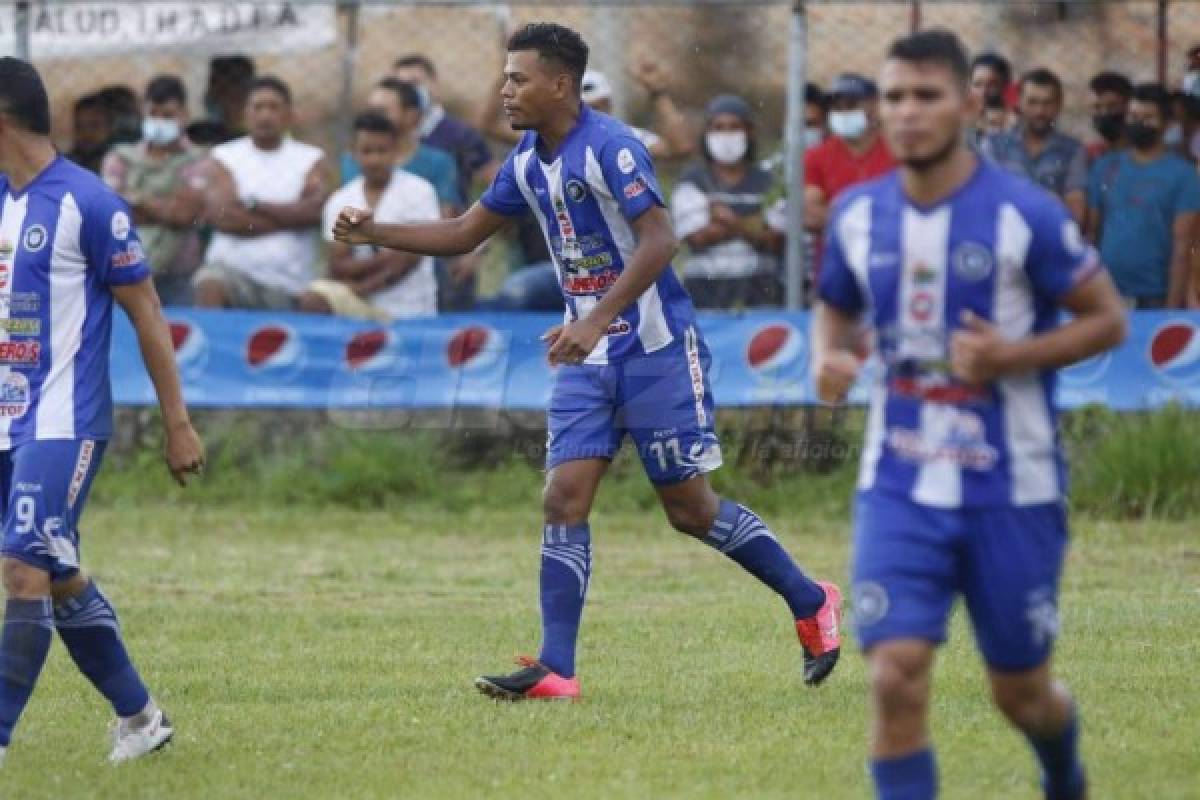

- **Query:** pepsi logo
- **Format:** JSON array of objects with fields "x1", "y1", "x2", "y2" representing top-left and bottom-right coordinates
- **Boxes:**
[
  {"x1": 246, "y1": 323, "x2": 305, "y2": 378},
  {"x1": 344, "y1": 329, "x2": 399, "y2": 372},
  {"x1": 447, "y1": 325, "x2": 503, "y2": 371},
  {"x1": 1060, "y1": 351, "x2": 1111, "y2": 387},
  {"x1": 1148, "y1": 320, "x2": 1200, "y2": 386},
  {"x1": 168, "y1": 318, "x2": 209, "y2": 378},
  {"x1": 745, "y1": 322, "x2": 807, "y2": 382}
]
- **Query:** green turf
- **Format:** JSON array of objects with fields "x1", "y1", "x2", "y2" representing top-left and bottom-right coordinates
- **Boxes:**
[{"x1": 1, "y1": 505, "x2": 1195, "y2": 799}]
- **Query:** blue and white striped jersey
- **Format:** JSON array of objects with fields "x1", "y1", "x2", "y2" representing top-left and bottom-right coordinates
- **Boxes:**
[
  {"x1": 819, "y1": 160, "x2": 1101, "y2": 508},
  {"x1": 481, "y1": 105, "x2": 696, "y2": 364},
  {"x1": 0, "y1": 156, "x2": 150, "y2": 447}
]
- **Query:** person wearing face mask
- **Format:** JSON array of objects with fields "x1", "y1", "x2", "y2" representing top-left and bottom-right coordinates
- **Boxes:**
[
  {"x1": 803, "y1": 73, "x2": 895, "y2": 243},
  {"x1": 671, "y1": 94, "x2": 784, "y2": 308},
  {"x1": 101, "y1": 75, "x2": 207, "y2": 305},
  {"x1": 981, "y1": 68, "x2": 1088, "y2": 224},
  {"x1": 1087, "y1": 83, "x2": 1200, "y2": 309},
  {"x1": 1086, "y1": 71, "x2": 1132, "y2": 162}
]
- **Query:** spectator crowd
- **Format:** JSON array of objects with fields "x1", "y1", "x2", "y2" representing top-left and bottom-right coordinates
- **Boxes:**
[{"x1": 60, "y1": 41, "x2": 1200, "y2": 317}]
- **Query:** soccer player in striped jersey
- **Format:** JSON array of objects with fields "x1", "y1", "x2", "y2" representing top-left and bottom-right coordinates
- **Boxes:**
[
  {"x1": 0, "y1": 58, "x2": 204, "y2": 766},
  {"x1": 812, "y1": 31, "x2": 1126, "y2": 800},
  {"x1": 336, "y1": 22, "x2": 841, "y2": 701}
]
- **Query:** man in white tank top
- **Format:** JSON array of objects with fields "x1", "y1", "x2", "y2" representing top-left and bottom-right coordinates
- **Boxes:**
[{"x1": 194, "y1": 76, "x2": 329, "y2": 310}]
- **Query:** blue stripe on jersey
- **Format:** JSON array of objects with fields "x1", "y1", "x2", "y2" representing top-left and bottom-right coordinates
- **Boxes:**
[
  {"x1": 820, "y1": 160, "x2": 1101, "y2": 508},
  {"x1": 0, "y1": 156, "x2": 150, "y2": 447},
  {"x1": 481, "y1": 105, "x2": 696, "y2": 365}
]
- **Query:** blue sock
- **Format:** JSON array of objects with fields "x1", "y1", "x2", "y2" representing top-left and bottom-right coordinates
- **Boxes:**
[
  {"x1": 870, "y1": 748, "x2": 938, "y2": 800},
  {"x1": 538, "y1": 523, "x2": 591, "y2": 679},
  {"x1": 0, "y1": 597, "x2": 54, "y2": 747},
  {"x1": 702, "y1": 499, "x2": 826, "y2": 619},
  {"x1": 54, "y1": 581, "x2": 150, "y2": 718},
  {"x1": 1027, "y1": 707, "x2": 1086, "y2": 800}
]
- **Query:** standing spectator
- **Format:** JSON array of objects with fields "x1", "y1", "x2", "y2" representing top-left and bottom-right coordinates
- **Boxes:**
[
  {"x1": 95, "y1": 86, "x2": 141, "y2": 146},
  {"x1": 1166, "y1": 90, "x2": 1200, "y2": 163},
  {"x1": 1183, "y1": 43, "x2": 1200, "y2": 97},
  {"x1": 1087, "y1": 71, "x2": 1133, "y2": 161},
  {"x1": 194, "y1": 76, "x2": 329, "y2": 310},
  {"x1": 980, "y1": 92, "x2": 1010, "y2": 137},
  {"x1": 982, "y1": 68, "x2": 1088, "y2": 223},
  {"x1": 968, "y1": 52, "x2": 1013, "y2": 146},
  {"x1": 344, "y1": 80, "x2": 459, "y2": 213},
  {"x1": 672, "y1": 95, "x2": 783, "y2": 309},
  {"x1": 300, "y1": 112, "x2": 438, "y2": 321},
  {"x1": 804, "y1": 73, "x2": 894, "y2": 238},
  {"x1": 67, "y1": 92, "x2": 115, "y2": 174},
  {"x1": 187, "y1": 55, "x2": 255, "y2": 147},
  {"x1": 391, "y1": 54, "x2": 496, "y2": 195},
  {"x1": 1087, "y1": 83, "x2": 1200, "y2": 309},
  {"x1": 102, "y1": 75, "x2": 207, "y2": 305},
  {"x1": 805, "y1": 82, "x2": 829, "y2": 147}
]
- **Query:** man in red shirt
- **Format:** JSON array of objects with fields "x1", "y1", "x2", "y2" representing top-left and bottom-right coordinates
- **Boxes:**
[{"x1": 804, "y1": 73, "x2": 895, "y2": 252}]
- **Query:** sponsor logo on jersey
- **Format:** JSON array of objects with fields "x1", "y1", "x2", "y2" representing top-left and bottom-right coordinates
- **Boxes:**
[
  {"x1": 446, "y1": 325, "x2": 503, "y2": 371},
  {"x1": 111, "y1": 241, "x2": 145, "y2": 268},
  {"x1": 245, "y1": 323, "x2": 305, "y2": 378},
  {"x1": 951, "y1": 241, "x2": 993, "y2": 282},
  {"x1": 886, "y1": 409, "x2": 998, "y2": 470},
  {"x1": 565, "y1": 179, "x2": 588, "y2": 203},
  {"x1": 0, "y1": 340, "x2": 41, "y2": 365},
  {"x1": 111, "y1": 210, "x2": 131, "y2": 241},
  {"x1": 0, "y1": 372, "x2": 30, "y2": 419},
  {"x1": 909, "y1": 291, "x2": 935, "y2": 322},
  {"x1": 67, "y1": 440, "x2": 96, "y2": 510},
  {"x1": 0, "y1": 262, "x2": 10, "y2": 289},
  {"x1": 0, "y1": 239, "x2": 13, "y2": 259},
  {"x1": 606, "y1": 317, "x2": 631, "y2": 336},
  {"x1": 1148, "y1": 319, "x2": 1200, "y2": 386},
  {"x1": 563, "y1": 269, "x2": 618, "y2": 295},
  {"x1": 617, "y1": 148, "x2": 636, "y2": 174},
  {"x1": 623, "y1": 176, "x2": 648, "y2": 200},
  {"x1": 0, "y1": 293, "x2": 39, "y2": 313},
  {"x1": 912, "y1": 262, "x2": 938, "y2": 286},
  {"x1": 853, "y1": 581, "x2": 890, "y2": 627},
  {"x1": 22, "y1": 224, "x2": 48, "y2": 253},
  {"x1": 745, "y1": 322, "x2": 807, "y2": 383}
]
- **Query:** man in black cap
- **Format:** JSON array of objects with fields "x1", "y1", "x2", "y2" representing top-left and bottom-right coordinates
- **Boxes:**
[{"x1": 803, "y1": 73, "x2": 895, "y2": 248}]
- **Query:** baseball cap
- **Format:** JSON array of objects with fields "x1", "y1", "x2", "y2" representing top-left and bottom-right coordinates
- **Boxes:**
[
  {"x1": 829, "y1": 73, "x2": 878, "y2": 101},
  {"x1": 582, "y1": 69, "x2": 613, "y2": 104}
]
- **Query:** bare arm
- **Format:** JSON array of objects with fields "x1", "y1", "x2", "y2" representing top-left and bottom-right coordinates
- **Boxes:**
[
  {"x1": 333, "y1": 200, "x2": 508, "y2": 257},
  {"x1": 1063, "y1": 190, "x2": 1086, "y2": 227},
  {"x1": 804, "y1": 186, "x2": 829, "y2": 233},
  {"x1": 631, "y1": 60, "x2": 693, "y2": 160},
  {"x1": 1167, "y1": 211, "x2": 1197, "y2": 308},
  {"x1": 203, "y1": 160, "x2": 281, "y2": 235},
  {"x1": 810, "y1": 302, "x2": 864, "y2": 404},
  {"x1": 112, "y1": 279, "x2": 205, "y2": 486},
  {"x1": 256, "y1": 158, "x2": 330, "y2": 229},
  {"x1": 1084, "y1": 205, "x2": 1102, "y2": 244}
]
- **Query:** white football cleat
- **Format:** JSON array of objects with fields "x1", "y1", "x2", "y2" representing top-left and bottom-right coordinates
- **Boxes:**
[{"x1": 109, "y1": 708, "x2": 174, "y2": 764}]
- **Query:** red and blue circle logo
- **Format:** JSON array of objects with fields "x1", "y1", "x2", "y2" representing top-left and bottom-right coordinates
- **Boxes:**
[
  {"x1": 1148, "y1": 320, "x2": 1200, "y2": 386},
  {"x1": 168, "y1": 318, "x2": 209, "y2": 378},
  {"x1": 246, "y1": 323, "x2": 305, "y2": 379},
  {"x1": 344, "y1": 329, "x2": 405, "y2": 373},
  {"x1": 745, "y1": 322, "x2": 807, "y2": 383},
  {"x1": 1060, "y1": 351, "x2": 1111, "y2": 387},
  {"x1": 447, "y1": 325, "x2": 503, "y2": 371}
]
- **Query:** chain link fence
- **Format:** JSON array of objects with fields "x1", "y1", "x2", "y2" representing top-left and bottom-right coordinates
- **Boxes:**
[{"x1": 3, "y1": 1, "x2": 1200, "y2": 311}]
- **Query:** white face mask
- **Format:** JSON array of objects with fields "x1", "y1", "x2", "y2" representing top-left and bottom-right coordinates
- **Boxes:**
[
  {"x1": 142, "y1": 116, "x2": 181, "y2": 146},
  {"x1": 804, "y1": 126, "x2": 824, "y2": 148},
  {"x1": 706, "y1": 130, "x2": 748, "y2": 164},
  {"x1": 829, "y1": 109, "x2": 869, "y2": 140}
]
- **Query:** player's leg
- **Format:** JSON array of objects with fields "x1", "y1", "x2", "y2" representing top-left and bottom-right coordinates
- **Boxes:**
[
  {"x1": 963, "y1": 503, "x2": 1085, "y2": 800},
  {"x1": 853, "y1": 491, "x2": 961, "y2": 799},
  {"x1": 475, "y1": 364, "x2": 619, "y2": 701},
  {"x1": 15, "y1": 440, "x2": 171, "y2": 762},
  {"x1": 0, "y1": 450, "x2": 55, "y2": 760},
  {"x1": 654, "y1": 475, "x2": 840, "y2": 685}
]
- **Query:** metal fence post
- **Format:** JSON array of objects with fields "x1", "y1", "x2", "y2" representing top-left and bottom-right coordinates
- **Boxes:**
[
  {"x1": 337, "y1": 0, "x2": 361, "y2": 166},
  {"x1": 783, "y1": 0, "x2": 807, "y2": 310},
  {"x1": 14, "y1": 0, "x2": 31, "y2": 60}
]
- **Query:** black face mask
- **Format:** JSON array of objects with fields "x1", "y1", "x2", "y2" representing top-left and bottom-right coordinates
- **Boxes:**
[
  {"x1": 1092, "y1": 112, "x2": 1124, "y2": 143},
  {"x1": 1126, "y1": 122, "x2": 1161, "y2": 150}
]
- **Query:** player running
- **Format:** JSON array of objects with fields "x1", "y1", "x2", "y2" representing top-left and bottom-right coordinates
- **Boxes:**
[
  {"x1": 0, "y1": 58, "x2": 204, "y2": 765},
  {"x1": 811, "y1": 31, "x2": 1126, "y2": 800},
  {"x1": 335, "y1": 22, "x2": 841, "y2": 701}
]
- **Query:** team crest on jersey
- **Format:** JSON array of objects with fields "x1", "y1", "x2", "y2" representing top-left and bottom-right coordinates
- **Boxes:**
[
  {"x1": 951, "y1": 242, "x2": 993, "y2": 282},
  {"x1": 565, "y1": 179, "x2": 589, "y2": 203},
  {"x1": 617, "y1": 148, "x2": 636, "y2": 174},
  {"x1": 111, "y1": 211, "x2": 131, "y2": 241},
  {"x1": 22, "y1": 224, "x2": 48, "y2": 253}
]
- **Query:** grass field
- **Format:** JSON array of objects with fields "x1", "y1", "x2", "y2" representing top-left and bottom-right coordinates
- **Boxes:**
[{"x1": 1, "y1": 501, "x2": 1196, "y2": 799}]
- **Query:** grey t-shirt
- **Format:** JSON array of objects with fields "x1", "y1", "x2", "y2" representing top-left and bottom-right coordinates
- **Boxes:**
[{"x1": 671, "y1": 163, "x2": 778, "y2": 279}]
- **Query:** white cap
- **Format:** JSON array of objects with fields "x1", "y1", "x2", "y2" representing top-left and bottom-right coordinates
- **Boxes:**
[{"x1": 582, "y1": 69, "x2": 613, "y2": 104}]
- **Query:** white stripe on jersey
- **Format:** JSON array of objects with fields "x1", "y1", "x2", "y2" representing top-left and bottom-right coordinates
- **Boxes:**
[
  {"x1": 513, "y1": 149, "x2": 558, "y2": 277},
  {"x1": 37, "y1": 192, "x2": 87, "y2": 440},
  {"x1": 584, "y1": 146, "x2": 673, "y2": 355},
  {"x1": 994, "y1": 203, "x2": 1059, "y2": 505},
  {"x1": 836, "y1": 194, "x2": 874, "y2": 311},
  {"x1": 902, "y1": 207, "x2": 961, "y2": 508},
  {"x1": 858, "y1": 380, "x2": 887, "y2": 491},
  {"x1": 0, "y1": 193, "x2": 29, "y2": 448}
]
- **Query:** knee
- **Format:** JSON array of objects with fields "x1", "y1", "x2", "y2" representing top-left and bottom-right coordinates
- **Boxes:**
[
  {"x1": 661, "y1": 493, "x2": 718, "y2": 538},
  {"x1": 869, "y1": 647, "x2": 931, "y2": 719},
  {"x1": 991, "y1": 675, "x2": 1055, "y2": 731},
  {"x1": 297, "y1": 291, "x2": 331, "y2": 315},
  {"x1": 542, "y1": 480, "x2": 589, "y2": 525},
  {"x1": 2, "y1": 559, "x2": 51, "y2": 599}
]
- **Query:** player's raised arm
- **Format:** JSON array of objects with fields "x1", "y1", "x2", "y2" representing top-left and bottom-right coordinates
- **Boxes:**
[
  {"x1": 333, "y1": 200, "x2": 506, "y2": 257},
  {"x1": 112, "y1": 280, "x2": 205, "y2": 486}
]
